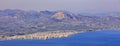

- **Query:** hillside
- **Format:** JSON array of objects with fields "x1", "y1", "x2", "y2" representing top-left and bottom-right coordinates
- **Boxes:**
[{"x1": 0, "y1": 9, "x2": 120, "y2": 40}]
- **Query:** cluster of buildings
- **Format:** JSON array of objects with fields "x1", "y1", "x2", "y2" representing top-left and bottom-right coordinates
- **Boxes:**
[{"x1": 0, "y1": 31, "x2": 80, "y2": 41}]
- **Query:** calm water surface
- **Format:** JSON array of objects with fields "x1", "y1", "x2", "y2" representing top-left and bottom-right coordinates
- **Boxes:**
[{"x1": 0, "y1": 30, "x2": 120, "y2": 46}]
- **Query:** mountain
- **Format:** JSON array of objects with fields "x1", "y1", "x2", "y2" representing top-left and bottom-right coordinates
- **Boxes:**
[
  {"x1": 0, "y1": 9, "x2": 120, "y2": 38},
  {"x1": 80, "y1": 12, "x2": 120, "y2": 17}
]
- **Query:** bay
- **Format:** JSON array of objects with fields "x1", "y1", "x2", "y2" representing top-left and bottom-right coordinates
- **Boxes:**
[{"x1": 0, "y1": 30, "x2": 120, "y2": 46}]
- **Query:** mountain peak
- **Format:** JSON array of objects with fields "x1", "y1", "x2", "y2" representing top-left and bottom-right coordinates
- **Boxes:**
[{"x1": 51, "y1": 12, "x2": 66, "y2": 20}]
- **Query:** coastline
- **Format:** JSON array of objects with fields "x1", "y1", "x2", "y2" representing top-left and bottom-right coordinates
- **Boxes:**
[{"x1": 0, "y1": 31, "x2": 83, "y2": 41}]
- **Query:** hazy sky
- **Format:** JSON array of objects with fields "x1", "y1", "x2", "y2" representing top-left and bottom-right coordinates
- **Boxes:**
[{"x1": 0, "y1": 0, "x2": 120, "y2": 12}]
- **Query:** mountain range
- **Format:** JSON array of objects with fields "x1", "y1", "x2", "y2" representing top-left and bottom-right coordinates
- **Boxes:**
[{"x1": 0, "y1": 9, "x2": 120, "y2": 37}]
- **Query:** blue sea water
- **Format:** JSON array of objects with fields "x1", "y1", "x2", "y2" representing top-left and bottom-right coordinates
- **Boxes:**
[{"x1": 0, "y1": 30, "x2": 120, "y2": 46}]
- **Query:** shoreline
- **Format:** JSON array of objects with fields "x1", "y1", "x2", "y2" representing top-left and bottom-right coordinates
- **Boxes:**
[
  {"x1": 1, "y1": 30, "x2": 119, "y2": 41},
  {"x1": 0, "y1": 31, "x2": 83, "y2": 41}
]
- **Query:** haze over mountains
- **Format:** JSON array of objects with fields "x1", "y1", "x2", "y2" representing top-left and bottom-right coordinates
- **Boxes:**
[{"x1": 0, "y1": 9, "x2": 120, "y2": 39}]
